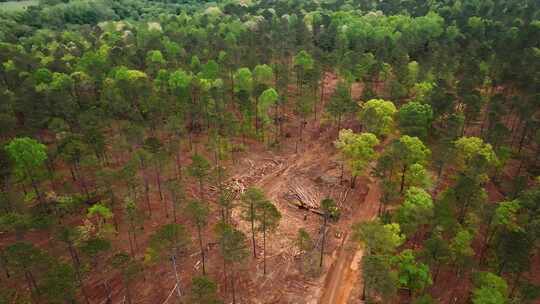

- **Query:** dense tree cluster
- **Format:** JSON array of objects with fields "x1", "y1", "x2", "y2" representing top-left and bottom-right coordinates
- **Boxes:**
[{"x1": 0, "y1": 0, "x2": 539, "y2": 303}]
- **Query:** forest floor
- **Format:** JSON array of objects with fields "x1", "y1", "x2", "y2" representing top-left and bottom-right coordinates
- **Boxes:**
[
  {"x1": 215, "y1": 72, "x2": 378, "y2": 303},
  {"x1": 319, "y1": 171, "x2": 381, "y2": 304},
  {"x1": 216, "y1": 72, "x2": 385, "y2": 304},
  {"x1": 77, "y1": 73, "x2": 404, "y2": 304},
  {"x1": 78, "y1": 71, "x2": 376, "y2": 304},
  {"x1": 5, "y1": 71, "x2": 538, "y2": 304}
]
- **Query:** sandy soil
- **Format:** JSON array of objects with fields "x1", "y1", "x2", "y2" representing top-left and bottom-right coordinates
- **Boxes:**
[{"x1": 320, "y1": 173, "x2": 381, "y2": 304}]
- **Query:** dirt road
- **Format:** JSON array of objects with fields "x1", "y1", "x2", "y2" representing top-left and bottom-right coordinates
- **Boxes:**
[{"x1": 319, "y1": 174, "x2": 381, "y2": 304}]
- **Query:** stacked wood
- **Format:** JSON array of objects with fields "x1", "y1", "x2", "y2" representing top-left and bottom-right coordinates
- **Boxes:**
[
  {"x1": 284, "y1": 181, "x2": 324, "y2": 215},
  {"x1": 288, "y1": 182, "x2": 321, "y2": 209}
]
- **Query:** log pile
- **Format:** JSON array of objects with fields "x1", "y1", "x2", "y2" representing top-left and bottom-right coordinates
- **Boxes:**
[
  {"x1": 284, "y1": 181, "x2": 324, "y2": 215},
  {"x1": 224, "y1": 159, "x2": 284, "y2": 195}
]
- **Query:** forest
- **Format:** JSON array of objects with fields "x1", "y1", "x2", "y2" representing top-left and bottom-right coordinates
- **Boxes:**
[{"x1": 0, "y1": 0, "x2": 539, "y2": 303}]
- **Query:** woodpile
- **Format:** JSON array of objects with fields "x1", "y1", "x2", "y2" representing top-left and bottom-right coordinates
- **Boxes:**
[
  {"x1": 224, "y1": 159, "x2": 284, "y2": 195},
  {"x1": 288, "y1": 183, "x2": 320, "y2": 209},
  {"x1": 284, "y1": 181, "x2": 324, "y2": 216}
]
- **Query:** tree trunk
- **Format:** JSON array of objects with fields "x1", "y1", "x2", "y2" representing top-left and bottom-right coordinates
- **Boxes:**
[
  {"x1": 320, "y1": 216, "x2": 327, "y2": 268},
  {"x1": 199, "y1": 178, "x2": 204, "y2": 201},
  {"x1": 25, "y1": 270, "x2": 40, "y2": 295},
  {"x1": 172, "y1": 196, "x2": 178, "y2": 225},
  {"x1": 230, "y1": 69, "x2": 235, "y2": 105},
  {"x1": 319, "y1": 73, "x2": 325, "y2": 119},
  {"x1": 68, "y1": 243, "x2": 81, "y2": 270},
  {"x1": 433, "y1": 262, "x2": 441, "y2": 283},
  {"x1": 350, "y1": 175, "x2": 357, "y2": 189},
  {"x1": 175, "y1": 150, "x2": 182, "y2": 181},
  {"x1": 251, "y1": 203, "x2": 257, "y2": 258},
  {"x1": 156, "y1": 168, "x2": 167, "y2": 218},
  {"x1": 0, "y1": 251, "x2": 9, "y2": 278},
  {"x1": 125, "y1": 280, "x2": 133, "y2": 304},
  {"x1": 28, "y1": 173, "x2": 43, "y2": 206},
  {"x1": 458, "y1": 198, "x2": 470, "y2": 224},
  {"x1": 171, "y1": 255, "x2": 183, "y2": 299},
  {"x1": 109, "y1": 191, "x2": 119, "y2": 231},
  {"x1": 223, "y1": 257, "x2": 228, "y2": 292},
  {"x1": 70, "y1": 166, "x2": 77, "y2": 181},
  {"x1": 509, "y1": 272, "x2": 523, "y2": 298},
  {"x1": 104, "y1": 281, "x2": 113, "y2": 304},
  {"x1": 518, "y1": 122, "x2": 529, "y2": 154},
  {"x1": 295, "y1": 120, "x2": 301, "y2": 154},
  {"x1": 263, "y1": 215, "x2": 267, "y2": 275},
  {"x1": 128, "y1": 229, "x2": 135, "y2": 257},
  {"x1": 197, "y1": 224, "x2": 206, "y2": 275},
  {"x1": 231, "y1": 266, "x2": 237, "y2": 304},
  {"x1": 400, "y1": 165, "x2": 407, "y2": 193},
  {"x1": 130, "y1": 222, "x2": 138, "y2": 252},
  {"x1": 255, "y1": 97, "x2": 260, "y2": 135},
  {"x1": 361, "y1": 281, "x2": 366, "y2": 301},
  {"x1": 68, "y1": 243, "x2": 89, "y2": 304},
  {"x1": 144, "y1": 172, "x2": 152, "y2": 217},
  {"x1": 340, "y1": 163, "x2": 344, "y2": 185}
]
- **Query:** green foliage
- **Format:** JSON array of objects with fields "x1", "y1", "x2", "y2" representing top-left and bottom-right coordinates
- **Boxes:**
[
  {"x1": 146, "y1": 50, "x2": 165, "y2": 65},
  {"x1": 293, "y1": 50, "x2": 314, "y2": 71},
  {"x1": 321, "y1": 198, "x2": 340, "y2": 221},
  {"x1": 0, "y1": 212, "x2": 31, "y2": 238},
  {"x1": 392, "y1": 136, "x2": 431, "y2": 166},
  {"x1": 397, "y1": 102, "x2": 433, "y2": 139},
  {"x1": 396, "y1": 187, "x2": 434, "y2": 236},
  {"x1": 4, "y1": 241, "x2": 48, "y2": 272},
  {"x1": 358, "y1": 99, "x2": 397, "y2": 137},
  {"x1": 240, "y1": 188, "x2": 266, "y2": 215},
  {"x1": 295, "y1": 228, "x2": 313, "y2": 252},
  {"x1": 87, "y1": 203, "x2": 113, "y2": 220},
  {"x1": 472, "y1": 272, "x2": 508, "y2": 304},
  {"x1": 110, "y1": 251, "x2": 143, "y2": 302},
  {"x1": 191, "y1": 276, "x2": 222, "y2": 304},
  {"x1": 40, "y1": 262, "x2": 77, "y2": 303},
  {"x1": 362, "y1": 254, "x2": 398, "y2": 302},
  {"x1": 403, "y1": 163, "x2": 432, "y2": 190},
  {"x1": 0, "y1": 1, "x2": 37, "y2": 12},
  {"x1": 422, "y1": 227, "x2": 451, "y2": 266},
  {"x1": 493, "y1": 200, "x2": 522, "y2": 232},
  {"x1": 449, "y1": 229, "x2": 475, "y2": 269},
  {"x1": 188, "y1": 154, "x2": 211, "y2": 184},
  {"x1": 169, "y1": 69, "x2": 193, "y2": 93},
  {"x1": 454, "y1": 137, "x2": 499, "y2": 177},
  {"x1": 326, "y1": 81, "x2": 358, "y2": 124},
  {"x1": 353, "y1": 220, "x2": 405, "y2": 255},
  {"x1": 147, "y1": 223, "x2": 190, "y2": 261},
  {"x1": 256, "y1": 200, "x2": 281, "y2": 232},
  {"x1": 0, "y1": 0, "x2": 538, "y2": 300},
  {"x1": 234, "y1": 67, "x2": 253, "y2": 92},
  {"x1": 412, "y1": 294, "x2": 436, "y2": 304},
  {"x1": 335, "y1": 130, "x2": 379, "y2": 181},
  {"x1": 4, "y1": 137, "x2": 47, "y2": 181},
  {"x1": 258, "y1": 88, "x2": 279, "y2": 124},
  {"x1": 80, "y1": 237, "x2": 111, "y2": 259},
  {"x1": 186, "y1": 200, "x2": 209, "y2": 227},
  {"x1": 393, "y1": 249, "x2": 432, "y2": 294},
  {"x1": 253, "y1": 64, "x2": 273, "y2": 85},
  {"x1": 201, "y1": 60, "x2": 219, "y2": 80},
  {"x1": 215, "y1": 222, "x2": 248, "y2": 264}
]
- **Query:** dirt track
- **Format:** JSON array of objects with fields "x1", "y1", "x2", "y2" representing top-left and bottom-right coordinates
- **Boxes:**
[{"x1": 319, "y1": 172, "x2": 381, "y2": 304}]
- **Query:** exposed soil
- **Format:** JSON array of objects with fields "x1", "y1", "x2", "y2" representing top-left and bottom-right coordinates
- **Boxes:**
[
  {"x1": 320, "y1": 173, "x2": 381, "y2": 304},
  {"x1": 84, "y1": 71, "x2": 366, "y2": 304},
  {"x1": 4, "y1": 71, "x2": 539, "y2": 304}
]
